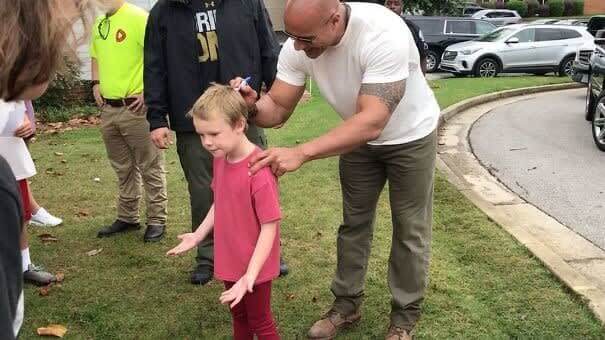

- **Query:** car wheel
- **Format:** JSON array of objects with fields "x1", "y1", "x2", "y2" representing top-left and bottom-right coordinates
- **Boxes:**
[
  {"x1": 585, "y1": 78, "x2": 596, "y2": 121},
  {"x1": 558, "y1": 56, "x2": 574, "y2": 77},
  {"x1": 591, "y1": 95, "x2": 605, "y2": 151},
  {"x1": 426, "y1": 50, "x2": 440, "y2": 73},
  {"x1": 474, "y1": 58, "x2": 499, "y2": 78}
]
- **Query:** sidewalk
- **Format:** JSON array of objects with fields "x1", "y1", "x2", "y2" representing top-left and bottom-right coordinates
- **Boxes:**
[{"x1": 437, "y1": 88, "x2": 605, "y2": 324}]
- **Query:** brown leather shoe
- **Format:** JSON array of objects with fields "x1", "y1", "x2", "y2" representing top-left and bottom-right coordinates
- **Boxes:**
[
  {"x1": 307, "y1": 309, "x2": 361, "y2": 339},
  {"x1": 385, "y1": 325, "x2": 413, "y2": 340}
]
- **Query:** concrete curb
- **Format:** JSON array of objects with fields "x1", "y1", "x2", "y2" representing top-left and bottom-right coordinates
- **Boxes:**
[
  {"x1": 439, "y1": 82, "x2": 584, "y2": 125},
  {"x1": 436, "y1": 82, "x2": 605, "y2": 325}
]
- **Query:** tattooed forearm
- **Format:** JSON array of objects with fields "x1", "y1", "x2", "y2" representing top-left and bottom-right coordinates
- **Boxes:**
[{"x1": 359, "y1": 80, "x2": 406, "y2": 113}]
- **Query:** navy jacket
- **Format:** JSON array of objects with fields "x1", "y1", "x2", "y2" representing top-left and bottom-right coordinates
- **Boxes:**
[{"x1": 144, "y1": 0, "x2": 280, "y2": 132}]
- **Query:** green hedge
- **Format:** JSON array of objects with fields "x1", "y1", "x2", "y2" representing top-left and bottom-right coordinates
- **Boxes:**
[
  {"x1": 507, "y1": 0, "x2": 528, "y2": 17},
  {"x1": 547, "y1": 0, "x2": 565, "y2": 16}
]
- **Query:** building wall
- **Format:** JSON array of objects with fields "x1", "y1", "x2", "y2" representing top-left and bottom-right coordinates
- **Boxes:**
[{"x1": 585, "y1": 0, "x2": 605, "y2": 15}]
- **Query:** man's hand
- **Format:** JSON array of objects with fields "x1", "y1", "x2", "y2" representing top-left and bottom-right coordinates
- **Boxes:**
[
  {"x1": 92, "y1": 84, "x2": 104, "y2": 108},
  {"x1": 229, "y1": 77, "x2": 258, "y2": 109},
  {"x1": 14, "y1": 115, "x2": 33, "y2": 138},
  {"x1": 127, "y1": 93, "x2": 146, "y2": 114},
  {"x1": 219, "y1": 274, "x2": 254, "y2": 308},
  {"x1": 166, "y1": 233, "x2": 201, "y2": 256},
  {"x1": 150, "y1": 127, "x2": 173, "y2": 149},
  {"x1": 249, "y1": 146, "x2": 308, "y2": 177}
]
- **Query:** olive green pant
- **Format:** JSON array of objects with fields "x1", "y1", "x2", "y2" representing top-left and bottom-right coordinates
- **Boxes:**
[
  {"x1": 175, "y1": 125, "x2": 267, "y2": 267},
  {"x1": 331, "y1": 130, "x2": 436, "y2": 331},
  {"x1": 100, "y1": 105, "x2": 167, "y2": 226}
]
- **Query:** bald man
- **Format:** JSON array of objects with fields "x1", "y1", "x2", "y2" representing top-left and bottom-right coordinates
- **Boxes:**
[{"x1": 231, "y1": 1, "x2": 439, "y2": 339}]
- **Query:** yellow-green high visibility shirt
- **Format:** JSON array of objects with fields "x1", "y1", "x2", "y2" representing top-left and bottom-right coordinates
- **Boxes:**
[{"x1": 89, "y1": 2, "x2": 148, "y2": 99}]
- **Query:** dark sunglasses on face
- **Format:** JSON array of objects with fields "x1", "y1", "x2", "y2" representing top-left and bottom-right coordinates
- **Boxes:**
[{"x1": 283, "y1": 31, "x2": 316, "y2": 44}]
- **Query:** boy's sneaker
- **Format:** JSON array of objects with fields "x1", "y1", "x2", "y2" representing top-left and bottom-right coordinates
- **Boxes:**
[
  {"x1": 30, "y1": 207, "x2": 63, "y2": 227},
  {"x1": 23, "y1": 264, "x2": 56, "y2": 286}
]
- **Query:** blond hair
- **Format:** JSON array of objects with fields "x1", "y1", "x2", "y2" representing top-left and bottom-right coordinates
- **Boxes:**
[
  {"x1": 0, "y1": 0, "x2": 100, "y2": 100},
  {"x1": 189, "y1": 83, "x2": 249, "y2": 127}
]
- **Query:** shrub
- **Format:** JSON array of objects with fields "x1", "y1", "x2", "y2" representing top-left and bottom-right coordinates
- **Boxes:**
[
  {"x1": 549, "y1": 0, "x2": 565, "y2": 17},
  {"x1": 507, "y1": 0, "x2": 528, "y2": 17},
  {"x1": 525, "y1": 0, "x2": 540, "y2": 17},
  {"x1": 563, "y1": 0, "x2": 574, "y2": 16},
  {"x1": 495, "y1": 0, "x2": 507, "y2": 9},
  {"x1": 573, "y1": 0, "x2": 584, "y2": 15},
  {"x1": 538, "y1": 3, "x2": 550, "y2": 16},
  {"x1": 482, "y1": 1, "x2": 496, "y2": 9},
  {"x1": 34, "y1": 58, "x2": 85, "y2": 110}
]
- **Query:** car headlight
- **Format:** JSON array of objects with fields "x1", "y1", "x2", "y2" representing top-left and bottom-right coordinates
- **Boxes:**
[{"x1": 460, "y1": 48, "x2": 482, "y2": 55}]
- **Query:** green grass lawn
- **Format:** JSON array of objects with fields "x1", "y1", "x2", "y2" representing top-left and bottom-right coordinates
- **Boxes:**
[{"x1": 21, "y1": 76, "x2": 602, "y2": 339}]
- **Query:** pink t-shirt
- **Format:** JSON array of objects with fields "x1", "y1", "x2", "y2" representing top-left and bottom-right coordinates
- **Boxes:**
[{"x1": 212, "y1": 149, "x2": 281, "y2": 284}]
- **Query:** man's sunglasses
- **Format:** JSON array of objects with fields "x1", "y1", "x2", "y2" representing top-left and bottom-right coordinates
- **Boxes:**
[
  {"x1": 283, "y1": 31, "x2": 316, "y2": 44},
  {"x1": 98, "y1": 15, "x2": 110, "y2": 40}
]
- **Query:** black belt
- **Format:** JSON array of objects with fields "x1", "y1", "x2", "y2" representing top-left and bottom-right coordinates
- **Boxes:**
[{"x1": 104, "y1": 97, "x2": 137, "y2": 107}]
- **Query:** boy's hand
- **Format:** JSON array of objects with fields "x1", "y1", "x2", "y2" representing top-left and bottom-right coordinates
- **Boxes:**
[
  {"x1": 219, "y1": 274, "x2": 254, "y2": 308},
  {"x1": 166, "y1": 233, "x2": 200, "y2": 256}
]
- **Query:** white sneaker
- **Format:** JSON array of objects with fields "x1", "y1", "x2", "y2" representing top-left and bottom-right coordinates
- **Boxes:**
[{"x1": 30, "y1": 207, "x2": 63, "y2": 227}]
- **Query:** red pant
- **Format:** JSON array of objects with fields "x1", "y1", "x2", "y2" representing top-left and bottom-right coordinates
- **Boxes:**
[
  {"x1": 18, "y1": 180, "x2": 31, "y2": 222},
  {"x1": 224, "y1": 280, "x2": 280, "y2": 340}
]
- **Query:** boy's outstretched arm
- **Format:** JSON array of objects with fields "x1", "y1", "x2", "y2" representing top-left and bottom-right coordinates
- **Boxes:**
[
  {"x1": 166, "y1": 205, "x2": 215, "y2": 256},
  {"x1": 219, "y1": 221, "x2": 278, "y2": 308}
]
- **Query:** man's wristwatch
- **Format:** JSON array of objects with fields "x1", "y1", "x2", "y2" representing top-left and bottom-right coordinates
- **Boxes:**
[{"x1": 91, "y1": 80, "x2": 100, "y2": 86}]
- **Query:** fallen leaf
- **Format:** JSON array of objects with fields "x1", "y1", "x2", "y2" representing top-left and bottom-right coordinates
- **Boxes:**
[
  {"x1": 286, "y1": 293, "x2": 295, "y2": 301},
  {"x1": 86, "y1": 248, "x2": 103, "y2": 256},
  {"x1": 54, "y1": 152, "x2": 64, "y2": 156},
  {"x1": 55, "y1": 272, "x2": 65, "y2": 283},
  {"x1": 37, "y1": 324, "x2": 67, "y2": 337},
  {"x1": 38, "y1": 233, "x2": 58, "y2": 243},
  {"x1": 45, "y1": 168, "x2": 55, "y2": 175},
  {"x1": 76, "y1": 209, "x2": 90, "y2": 217},
  {"x1": 312, "y1": 296, "x2": 317, "y2": 303},
  {"x1": 39, "y1": 285, "x2": 51, "y2": 296},
  {"x1": 60, "y1": 159, "x2": 67, "y2": 164},
  {"x1": 93, "y1": 177, "x2": 101, "y2": 182}
]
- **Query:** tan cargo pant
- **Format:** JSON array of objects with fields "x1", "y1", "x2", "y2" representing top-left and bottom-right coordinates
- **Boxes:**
[{"x1": 100, "y1": 105, "x2": 167, "y2": 226}]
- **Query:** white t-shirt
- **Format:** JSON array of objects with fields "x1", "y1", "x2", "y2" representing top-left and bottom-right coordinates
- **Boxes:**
[
  {"x1": 0, "y1": 100, "x2": 36, "y2": 181},
  {"x1": 277, "y1": 2, "x2": 440, "y2": 145}
]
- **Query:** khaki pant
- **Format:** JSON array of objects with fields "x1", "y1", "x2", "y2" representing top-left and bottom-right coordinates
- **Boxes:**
[
  {"x1": 331, "y1": 130, "x2": 436, "y2": 331},
  {"x1": 100, "y1": 105, "x2": 167, "y2": 226}
]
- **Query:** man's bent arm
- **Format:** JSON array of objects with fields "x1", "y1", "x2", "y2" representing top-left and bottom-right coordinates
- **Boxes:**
[
  {"x1": 298, "y1": 79, "x2": 406, "y2": 160},
  {"x1": 254, "y1": 79, "x2": 305, "y2": 128}
]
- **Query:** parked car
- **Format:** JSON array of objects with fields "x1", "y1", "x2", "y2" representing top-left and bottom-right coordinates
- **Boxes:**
[
  {"x1": 462, "y1": 3, "x2": 484, "y2": 17},
  {"x1": 439, "y1": 24, "x2": 594, "y2": 77},
  {"x1": 471, "y1": 9, "x2": 522, "y2": 26},
  {"x1": 586, "y1": 30, "x2": 605, "y2": 150},
  {"x1": 572, "y1": 16, "x2": 605, "y2": 84},
  {"x1": 404, "y1": 16, "x2": 497, "y2": 72},
  {"x1": 532, "y1": 18, "x2": 563, "y2": 25},
  {"x1": 554, "y1": 19, "x2": 589, "y2": 27}
]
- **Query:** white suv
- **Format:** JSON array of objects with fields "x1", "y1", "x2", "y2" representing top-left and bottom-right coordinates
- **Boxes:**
[
  {"x1": 472, "y1": 9, "x2": 522, "y2": 26},
  {"x1": 439, "y1": 24, "x2": 594, "y2": 77}
]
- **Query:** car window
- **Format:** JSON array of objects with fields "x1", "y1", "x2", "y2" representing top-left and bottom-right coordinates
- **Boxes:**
[
  {"x1": 445, "y1": 20, "x2": 474, "y2": 34},
  {"x1": 475, "y1": 20, "x2": 496, "y2": 35},
  {"x1": 486, "y1": 12, "x2": 500, "y2": 18},
  {"x1": 535, "y1": 28, "x2": 563, "y2": 41},
  {"x1": 477, "y1": 27, "x2": 516, "y2": 41},
  {"x1": 511, "y1": 28, "x2": 535, "y2": 42},
  {"x1": 501, "y1": 12, "x2": 516, "y2": 17},
  {"x1": 410, "y1": 19, "x2": 443, "y2": 35},
  {"x1": 560, "y1": 29, "x2": 582, "y2": 39}
]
